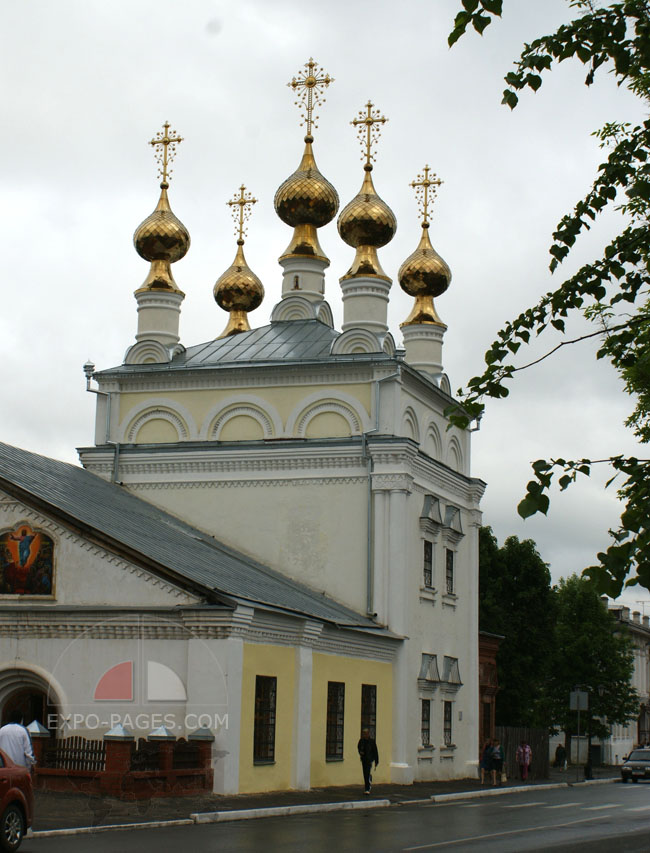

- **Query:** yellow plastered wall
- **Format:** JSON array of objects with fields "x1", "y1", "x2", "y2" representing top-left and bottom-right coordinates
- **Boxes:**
[
  {"x1": 119, "y1": 383, "x2": 371, "y2": 442},
  {"x1": 239, "y1": 643, "x2": 295, "y2": 793},
  {"x1": 310, "y1": 653, "x2": 392, "y2": 788}
]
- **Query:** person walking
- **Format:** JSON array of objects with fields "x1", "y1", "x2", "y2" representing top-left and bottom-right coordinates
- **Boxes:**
[
  {"x1": 516, "y1": 740, "x2": 532, "y2": 781},
  {"x1": 479, "y1": 738, "x2": 492, "y2": 784},
  {"x1": 491, "y1": 739, "x2": 505, "y2": 785},
  {"x1": 357, "y1": 728, "x2": 379, "y2": 794},
  {"x1": 0, "y1": 710, "x2": 35, "y2": 769}
]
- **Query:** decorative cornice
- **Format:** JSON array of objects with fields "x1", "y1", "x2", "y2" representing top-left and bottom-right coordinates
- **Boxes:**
[{"x1": 127, "y1": 477, "x2": 367, "y2": 491}]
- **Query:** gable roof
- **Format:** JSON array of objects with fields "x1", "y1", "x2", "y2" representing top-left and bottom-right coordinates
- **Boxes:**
[{"x1": 0, "y1": 442, "x2": 382, "y2": 631}]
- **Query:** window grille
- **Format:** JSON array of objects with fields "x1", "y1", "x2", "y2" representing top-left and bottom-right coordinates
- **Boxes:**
[
  {"x1": 253, "y1": 675, "x2": 277, "y2": 763},
  {"x1": 361, "y1": 684, "x2": 376, "y2": 739},
  {"x1": 423, "y1": 540, "x2": 433, "y2": 588},
  {"x1": 421, "y1": 699, "x2": 431, "y2": 747},
  {"x1": 326, "y1": 681, "x2": 345, "y2": 759},
  {"x1": 445, "y1": 549, "x2": 454, "y2": 594},
  {"x1": 443, "y1": 700, "x2": 453, "y2": 746}
]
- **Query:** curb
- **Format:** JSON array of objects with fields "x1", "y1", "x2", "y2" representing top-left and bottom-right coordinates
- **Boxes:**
[
  {"x1": 192, "y1": 798, "x2": 391, "y2": 823},
  {"x1": 431, "y1": 783, "x2": 569, "y2": 802},
  {"x1": 29, "y1": 818, "x2": 194, "y2": 839}
]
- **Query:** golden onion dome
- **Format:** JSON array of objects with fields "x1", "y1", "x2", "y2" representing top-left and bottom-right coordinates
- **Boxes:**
[
  {"x1": 399, "y1": 224, "x2": 451, "y2": 326},
  {"x1": 134, "y1": 184, "x2": 190, "y2": 264},
  {"x1": 214, "y1": 241, "x2": 264, "y2": 338},
  {"x1": 133, "y1": 184, "x2": 189, "y2": 293},
  {"x1": 338, "y1": 166, "x2": 396, "y2": 249},
  {"x1": 274, "y1": 137, "x2": 339, "y2": 228}
]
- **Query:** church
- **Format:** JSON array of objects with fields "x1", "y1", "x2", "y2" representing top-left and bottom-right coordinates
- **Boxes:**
[{"x1": 0, "y1": 59, "x2": 485, "y2": 793}]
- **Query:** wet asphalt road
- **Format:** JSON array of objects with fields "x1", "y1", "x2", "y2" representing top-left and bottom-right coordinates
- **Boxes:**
[{"x1": 22, "y1": 782, "x2": 650, "y2": 852}]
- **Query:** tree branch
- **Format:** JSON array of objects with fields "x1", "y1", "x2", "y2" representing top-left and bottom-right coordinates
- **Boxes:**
[{"x1": 511, "y1": 313, "x2": 650, "y2": 373}]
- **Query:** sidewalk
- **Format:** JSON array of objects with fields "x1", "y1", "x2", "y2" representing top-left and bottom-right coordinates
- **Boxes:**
[{"x1": 32, "y1": 764, "x2": 619, "y2": 832}]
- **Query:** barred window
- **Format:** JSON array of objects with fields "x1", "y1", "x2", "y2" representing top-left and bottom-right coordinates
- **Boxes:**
[
  {"x1": 445, "y1": 548, "x2": 454, "y2": 594},
  {"x1": 326, "y1": 681, "x2": 345, "y2": 760},
  {"x1": 443, "y1": 700, "x2": 453, "y2": 746},
  {"x1": 421, "y1": 699, "x2": 431, "y2": 747},
  {"x1": 253, "y1": 675, "x2": 276, "y2": 763},
  {"x1": 361, "y1": 684, "x2": 377, "y2": 739},
  {"x1": 423, "y1": 540, "x2": 433, "y2": 588}
]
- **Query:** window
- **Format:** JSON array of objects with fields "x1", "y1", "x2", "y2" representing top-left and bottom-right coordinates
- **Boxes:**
[
  {"x1": 423, "y1": 540, "x2": 433, "y2": 588},
  {"x1": 421, "y1": 700, "x2": 431, "y2": 747},
  {"x1": 445, "y1": 549, "x2": 454, "y2": 594},
  {"x1": 443, "y1": 700, "x2": 453, "y2": 746},
  {"x1": 326, "y1": 681, "x2": 345, "y2": 760},
  {"x1": 253, "y1": 675, "x2": 276, "y2": 763},
  {"x1": 361, "y1": 684, "x2": 376, "y2": 739}
]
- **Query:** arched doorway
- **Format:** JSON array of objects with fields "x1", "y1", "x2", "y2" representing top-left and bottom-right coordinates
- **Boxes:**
[{"x1": 0, "y1": 668, "x2": 61, "y2": 737}]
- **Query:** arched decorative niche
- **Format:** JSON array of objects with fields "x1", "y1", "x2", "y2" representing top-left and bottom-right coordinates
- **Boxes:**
[
  {"x1": 402, "y1": 406, "x2": 420, "y2": 444},
  {"x1": 124, "y1": 340, "x2": 171, "y2": 365},
  {"x1": 201, "y1": 396, "x2": 281, "y2": 440},
  {"x1": 286, "y1": 390, "x2": 369, "y2": 438},
  {"x1": 126, "y1": 408, "x2": 188, "y2": 444},
  {"x1": 120, "y1": 399, "x2": 197, "y2": 444},
  {"x1": 424, "y1": 422, "x2": 442, "y2": 460},
  {"x1": 270, "y1": 295, "x2": 315, "y2": 322},
  {"x1": 210, "y1": 406, "x2": 274, "y2": 441},
  {"x1": 447, "y1": 435, "x2": 463, "y2": 472},
  {"x1": 292, "y1": 401, "x2": 362, "y2": 438},
  {"x1": 330, "y1": 328, "x2": 380, "y2": 355}
]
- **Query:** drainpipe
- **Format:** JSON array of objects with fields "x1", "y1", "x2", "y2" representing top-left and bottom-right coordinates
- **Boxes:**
[
  {"x1": 83, "y1": 361, "x2": 121, "y2": 484},
  {"x1": 362, "y1": 367, "x2": 401, "y2": 617}
]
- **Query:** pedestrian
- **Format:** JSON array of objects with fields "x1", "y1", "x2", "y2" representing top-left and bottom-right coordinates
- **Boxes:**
[
  {"x1": 491, "y1": 739, "x2": 505, "y2": 786},
  {"x1": 554, "y1": 743, "x2": 566, "y2": 770},
  {"x1": 515, "y1": 740, "x2": 532, "y2": 781},
  {"x1": 0, "y1": 710, "x2": 36, "y2": 769},
  {"x1": 357, "y1": 728, "x2": 378, "y2": 795},
  {"x1": 479, "y1": 738, "x2": 492, "y2": 784}
]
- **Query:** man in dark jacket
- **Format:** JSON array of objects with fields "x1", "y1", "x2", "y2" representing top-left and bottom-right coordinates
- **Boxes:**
[{"x1": 357, "y1": 729, "x2": 379, "y2": 794}]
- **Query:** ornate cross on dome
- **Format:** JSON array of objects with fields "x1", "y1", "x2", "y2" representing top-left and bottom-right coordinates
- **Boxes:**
[
  {"x1": 149, "y1": 121, "x2": 183, "y2": 187},
  {"x1": 287, "y1": 57, "x2": 334, "y2": 139},
  {"x1": 410, "y1": 165, "x2": 443, "y2": 227},
  {"x1": 351, "y1": 101, "x2": 388, "y2": 169},
  {"x1": 227, "y1": 185, "x2": 258, "y2": 243}
]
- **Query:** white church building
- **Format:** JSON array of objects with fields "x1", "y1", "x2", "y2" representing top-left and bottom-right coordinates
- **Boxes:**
[{"x1": 0, "y1": 59, "x2": 485, "y2": 793}]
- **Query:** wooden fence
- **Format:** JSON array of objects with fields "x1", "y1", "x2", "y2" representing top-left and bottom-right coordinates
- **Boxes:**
[
  {"x1": 41, "y1": 735, "x2": 106, "y2": 772},
  {"x1": 496, "y1": 725, "x2": 549, "y2": 781}
]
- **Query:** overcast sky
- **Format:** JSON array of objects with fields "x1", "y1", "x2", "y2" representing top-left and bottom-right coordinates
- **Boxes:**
[{"x1": 0, "y1": 0, "x2": 645, "y2": 606}]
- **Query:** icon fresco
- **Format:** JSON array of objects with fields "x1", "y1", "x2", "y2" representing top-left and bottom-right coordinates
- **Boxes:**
[{"x1": 0, "y1": 524, "x2": 54, "y2": 596}]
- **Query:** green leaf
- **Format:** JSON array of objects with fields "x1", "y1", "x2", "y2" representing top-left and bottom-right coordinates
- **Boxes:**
[
  {"x1": 480, "y1": 0, "x2": 502, "y2": 13},
  {"x1": 472, "y1": 13, "x2": 492, "y2": 35},
  {"x1": 462, "y1": 0, "x2": 479, "y2": 11},
  {"x1": 501, "y1": 89, "x2": 518, "y2": 109},
  {"x1": 517, "y1": 497, "x2": 538, "y2": 519}
]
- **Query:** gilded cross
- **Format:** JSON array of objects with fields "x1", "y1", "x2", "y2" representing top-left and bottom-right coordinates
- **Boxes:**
[
  {"x1": 351, "y1": 101, "x2": 388, "y2": 168},
  {"x1": 410, "y1": 165, "x2": 443, "y2": 226},
  {"x1": 149, "y1": 121, "x2": 183, "y2": 186},
  {"x1": 227, "y1": 185, "x2": 258, "y2": 243},
  {"x1": 287, "y1": 57, "x2": 334, "y2": 138}
]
